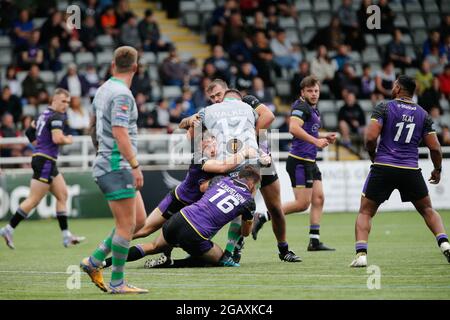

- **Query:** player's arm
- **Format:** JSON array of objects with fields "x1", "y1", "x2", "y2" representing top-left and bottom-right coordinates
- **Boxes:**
[
  {"x1": 423, "y1": 116, "x2": 442, "y2": 184},
  {"x1": 243, "y1": 95, "x2": 275, "y2": 131},
  {"x1": 239, "y1": 199, "x2": 256, "y2": 237},
  {"x1": 289, "y1": 107, "x2": 328, "y2": 148},
  {"x1": 319, "y1": 131, "x2": 337, "y2": 144},
  {"x1": 25, "y1": 120, "x2": 37, "y2": 144},
  {"x1": 365, "y1": 102, "x2": 386, "y2": 162},
  {"x1": 179, "y1": 113, "x2": 200, "y2": 130},
  {"x1": 202, "y1": 146, "x2": 256, "y2": 173},
  {"x1": 111, "y1": 95, "x2": 143, "y2": 189},
  {"x1": 201, "y1": 175, "x2": 226, "y2": 193},
  {"x1": 89, "y1": 115, "x2": 98, "y2": 151},
  {"x1": 50, "y1": 115, "x2": 73, "y2": 145}
]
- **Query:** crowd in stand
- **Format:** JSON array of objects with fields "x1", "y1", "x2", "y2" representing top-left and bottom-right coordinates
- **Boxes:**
[{"x1": 1, "y1": 0, "x2": 450, "y2": 163}]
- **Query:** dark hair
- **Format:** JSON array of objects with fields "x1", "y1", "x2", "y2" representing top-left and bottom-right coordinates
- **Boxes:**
[
  {"x1": 397, "y1": 75, "x2": 416, "y2": 96},
  {"x1": 238, "y1": 165, "x2": 261, "y2": 184},
  {"x1": 223, "y1": 89, "x2": 243, "y2": 99},
  {"x1": 300, "y1": 75, "x2": 320, "y2": 90},
  {"x1": 145, "y1": 9, "x2": 153, "y2": 17}
]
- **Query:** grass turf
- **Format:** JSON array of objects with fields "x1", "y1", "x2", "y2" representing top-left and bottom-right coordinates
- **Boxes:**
[{"x1": 0, "y1": 211, "x2": 449, "y2": 300}]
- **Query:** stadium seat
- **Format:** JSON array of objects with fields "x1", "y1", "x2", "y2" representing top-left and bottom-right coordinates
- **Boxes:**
[
  {"x1": 364, "y1": 34, "x2": 376, "y2": 46},
  {"x1": 32, "y1": 17, "x2": 46, "y2": 29},
  {"x1": 140, "y1": 52, "x2": 157, "y2": 65},
  {"x1": 412, "y1": 29, "x2": 428, "y2": 47},
  {"x1": 404, "y1": 1, "x2": 422, "y2": 13},
  {"x1": 286, "y1": 30, "x2": 300, "y2": 44},
  {"x1": 183, "y1": 12, "x2": 201, "y2": 28},
  {"x1": 322, "y1": 112, "x2": 337, "y2": 130},
  {"x1": 315, "y1": 12, "x2": 331, "y2": 28},
  {"x1": 148, "y1": 65, "x2": 159, "y2": 81},
  {"x1": 362, "y1": 47, "x2": 381, "y2": 64},
  {"x1": 40, "y1": 71, "x2": 55, "y2": 84},
  {"x1": 152, "y1": 86, "x2": 162, "y2": 101},
  {"x1": 197, "y1": 0, "x2": 215, "y2": 12},
  {"x1": 442, "y1": 1, "x2": 450, "y2": 14},
  {"x1": 16, "y1": 71, "x2": 28, "y2": 83},
  {"x1": 0, "y1": 36, "x2": 11, "y2": 48},
  {"x1": 394, "y1": 13, "x2": 409, "y2": 29},
  {"x1": 76, "y1": 52, "x2": 95, "y2": 67},
  {"x1": 96, "y1": 35, "x2": 114, "y2": 48},
  {"x1": 162, "y1": 86, "x2": 182, "y2": 100},
  {"x1": 300, "y1": 28, "x2": 316, "y2": 45},
  {"x1": 298, "y1": 13, "x2": 316, "y2": 29},
  {"x1": 424, "y1": 0, "x2": 439, "y2": 13},
  {"x1": 275, "y1": 80, "x2": 290, "y2": 98},
  {"x1": 319, "y1": 100, "x2": 336, "y2": 113},
  {"x1": 440, "y1": 98, "x2": 450, "y2": 112},
  {"x1": 408, "y1": 14, "x2": 426, "y2": 29},
  {"x1": 359, "y1": 100, "x2": 373, "y2": 112},
  {"x1": 376, "y1": 34, "x2": 392, "y2": 46},
  {"x1": 280, "y1": 17, "x2": 297, "y2": 29},
  {"x1": 60, "y1": 52, "x2": 74, "y2": 65},
  {"x1": 180, "y1": 1, "x2": 197, "y2": 11},
  {"x1": 405, "y1": 67, "x2": 418, "y2": 78},
  {"x1": 295, "y1": 0, "x2": 312, "y2": 12},
  {"x1": 96, "y1": 51, "x2": 113, "y2": 66},
  {"x1": 426, "y1": 14, "x2": 440, "y2": 29},
  {"x1": 313, "y1": 0, "x2": 331, "y2": 12},
  {"x1": 402, "y1": 33, "x2": 413, "y2": 45},
  {"x1": 348, "y1": 51, "x2": 361, "y2": 63},
  {"x1": 389, "y1": 2, "x2": 404, "y2": 13},
  {"x1": 0, "y1": 49, "x2": 12, "y2": 66},
  {"x1": 22, "y1": 104, "x2": 37, "y2": 116}
]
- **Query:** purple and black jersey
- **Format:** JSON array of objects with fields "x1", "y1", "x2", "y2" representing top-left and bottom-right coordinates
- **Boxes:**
[
  {"x1": 289, "y1": 98, "x2": 321, "y2": 162},
  {"x1": 34, "y1": 107, "x2": 66, "y2": 160},
  {"x1": 175, "y1": 156, "x2": 215, "y2": 204},
  {"x1": 372, "y1": 98, "x2": 435, "y2": 169},
  {"x1": 181, "y1": 176, "x2": 255, "y2": 240}
]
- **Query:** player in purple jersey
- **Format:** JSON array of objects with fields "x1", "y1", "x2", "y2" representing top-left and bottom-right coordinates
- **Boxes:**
[
  {"x1": 142, "y1": 166, "x2": 260, "y2": 268},
  {"x1": 0, "y1": 88, "x2": 85, "y2": 249},
  {"x1": 180, "y1": 79, "x2": 301, "y2": 263},
  {"x1": 278, "y1": 75, "x2": 337, "y2": 252},
  {"x1": 350, "y1": 75, "x2": 450, "y2": 267},
  {"x1": 101, "y1": 133, "x2": 259, "y2": 268}
]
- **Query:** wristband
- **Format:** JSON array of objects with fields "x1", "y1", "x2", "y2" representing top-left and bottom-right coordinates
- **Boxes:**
[
  {"x1": 435, "y1": 167, "x2": 442, "y2": 173},
  {"x1": 129, "y1": 157, "x2": 139, "y2": 169}
]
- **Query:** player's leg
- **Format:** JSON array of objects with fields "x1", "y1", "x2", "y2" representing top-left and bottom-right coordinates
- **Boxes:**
[
  {"x1": 412, "y1": 197, "x2": 450, "y2": 262},
  {"x1": 282, "y1": 157, "x2": 313, "y2": 215},
  {"x1": 132, "y1": 207, "x2": 166, "y2": 239},
  {"x1": 222, "y1": 216, "x2": 242, "y2": 261},
  {"x1": 50, "y1": 173, "x2": 85, "y2": 247},
  {"x1": 0, "y1": 178, "x2": 49, "y2": 249},
  {"x1": 307, "y1": 179, "x2": 335, "y2": 251},
  {"x1": 257, "y1": 178, "x2": 301, "y2": 262},
  {"x1": 350, "y1": 196, "x2": 380, "y2": 267}
]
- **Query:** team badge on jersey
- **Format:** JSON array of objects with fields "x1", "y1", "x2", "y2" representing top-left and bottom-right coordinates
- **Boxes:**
[{"x1": 227, "y1": 138, "x2": 243, "y2": 154}]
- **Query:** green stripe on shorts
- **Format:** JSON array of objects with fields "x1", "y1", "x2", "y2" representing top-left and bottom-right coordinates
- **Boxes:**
[{"x1": 105, "y1": 188, "x2": 136, "y2": 201}]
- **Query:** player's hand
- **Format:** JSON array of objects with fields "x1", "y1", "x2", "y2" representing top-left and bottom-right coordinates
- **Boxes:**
[
  {"x1": 325, "y1": 133, "x2": 337, "y2": 144},
  {"x1": 66, "y1": 135, "x2": 73, "y2": 144},
  {"x1": 429, "y1": 169, "x2": 441, "y2": 184},
  {"x1": 242, "y1": 95, "x2": 261, "y2": 109},
  {"x1": 132, "y1": 166, "x2": 144, "y2": 190},
  {"x1": 315, "y1": 138, "x2": 329, "y2": 148},
  {"x1": 189, "y1": 114, "x2": 201, "y2": 128},
  {"x1": 258, "y1": 152, "x2": 272, "y2": 167},
  {"x1": 242, "y1": 146, "x2": 257, "y2": 159}
]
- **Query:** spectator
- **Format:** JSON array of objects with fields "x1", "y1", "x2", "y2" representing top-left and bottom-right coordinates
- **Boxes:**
[
  {"x1": 0, "y1": 113, "x2": 21, "y2": 158},
  {"x1": 240, "y1": 0, "x2": 260, "y2": 17},
  {"x1": 43, "y1": 36, "x2": 62, "y2": 72},
  {"x1": 115, "y1": 0, "x2": 134, "y2": 28},
  {"x1": 120, "y1": 14, "x2": 141, "y2": 49},
  {"x1": 415, "y1": 60, "x2": 434, "y2": 96},
  {"x1": 137, "y1": 93, "x2": 155, "y2": 129},
  {"x1": 249, "y1": 77, "x2": 275, "y2": 112},
  {"x1": 228, "y1": 35, "x2": 253, "y2": 64},
  {"x1": 386, "y1": 29, "x2": 413, "y2": 71},
  {"x1": 375, "y1": 61, "x2": 396, "y2": 98},
  {"x1": 176, "y1": 87, "x2": 195, "y2": 118},
  {"x1": 84, "y1": 65, "x2": 100, "y2": 100},
  {"x1": 334, "y1": 63, "x2": 360, "y2": 98},
  {"x1": 423, "y1": 30, "x2": 445, "y2": 58},
  {"x1": 21, "y1": 64, "x2": 47, "y2": 105},
  {"x1": 4, "y1": 66, "x2": 22, "y2": 97},
  {"x1": 425, "y1": 45, "x2": 448, "y2": 76},
  {"x1": 270, "y1": 27, "x2": 302, "y2": 71},
  {"x1": 332, "y1": 44, "x2": 351, "y2": 72},
  {"x1": 138, "y1": 9, "x2": 170, "y2": 53},
  {"x1": 0, "y1": 86, "x2": 22, "y2": 124},
  {"x1": 266, "y1": 13, "x2": 280, "y2": 40},
  {"x1": 338, "y1": 91, "x2": 366, "y2": 148},
  {"x1": 359, "y1": 63, "x2": 377, "y2": 101},
  {"x1": 223, "y1": 10, "x2": 246, "y2": 51},
  {"x1": 441, "y1": 14, "x2": 450, "y2": 40},
  {"x1": 19, "y1": 115, "x2": 34, "y2": 133},
  {"x1": 429, "y1": 105, "x2": 450, "y2": 146},
  {"x1": 337, "y1": 0, "x2": 359, "y2": 33},
  {"x1": 160, "y1": 47, "x2": 189, "y2": 86},
  {"x1": 308, "y1": 16, "x2": 344, "y2": 51},
  {"x1": 246, "y1": 10, "x2": 266, "y2": 36},
  {"x1": 444, "y1": 34, "x2": 450, "y2": 62},
  {"x1": 169, "y1": 97, "x2": 184, "y2": 123},
  {"x1": 203, "y1": 61, "x2": 219, "y2": 80},
  {"x1": 67, "y1": 96, "x2": 90, "y2": 135},
  {"x1": 12, "y1": 9, "x2": 33, "y2": 50},
  {"x1": 192, "y1": 77, "x2": 211, "y2": 111},
  {"x1": 82, "y1": 0, "x2": 102, "y2": 18},
  {"x1": 204, "y1": 45, "x2": 231, "y2": 82},
  {"x1": 131, "y1": 63, "x2": 152, "y2": 101},
  {"x1": 152, "y1": 98, "x2": 171, "y2": 129},
  {"x1": 311, "y1": 45, "x2": 336, "y2": 84},
  {"x1": 260, "y1": 0, "x2": 297, "y2": 19},
  {"x1": 377, "y1": 0, "x2": 395, "y2": 35},
  {"x1": 187, "y1": 58, "x2": 203, "y2": 86},
  {"x1": 20, "y1": 29, "x2": 44, "y2": 69},
  {"x1": 291, "y1": 61, "x2": 310, "y2": 101},
  {"x1": 235, "y1": 60, "x2": 256, "y2": 93},
  {"x1": 357, "y1": 0, "x2": 373, "y2": 34},
  {"x1": 418, "y1": 77, "x2": 441, "y2": 113},
  {"x1": 100, "y1": 5, "x2": 119, "y2": 37},
  {"x1": 58, "y1": 63, "x2": 90, "y2": 98},
  {"x1": 39, "y1": 11, "x2": 69, "y2": 50},
  {"x1": 79, "y1": 15, "x2": 101, "y2": 53},
  {"x1": 251, "y1": 31, "x2": 274, "y2": 86},
  {"x1": 207, "y1": 0, "x2": 239, "y2": 46},
  {"x1": 438, "y1": 64, "x2": 450, "y2": 99}
]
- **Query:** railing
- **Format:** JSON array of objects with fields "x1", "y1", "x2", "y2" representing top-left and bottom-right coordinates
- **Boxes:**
[{"x1": 1, "y1": 133, "x2": 449, "y2": 169}]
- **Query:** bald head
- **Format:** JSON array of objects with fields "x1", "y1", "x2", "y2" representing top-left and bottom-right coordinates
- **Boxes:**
[{"x1": 113, "y1": 46, "x2": 138, "y2": 74}]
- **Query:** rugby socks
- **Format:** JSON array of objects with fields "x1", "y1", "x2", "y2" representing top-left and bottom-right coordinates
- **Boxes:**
[
  {"x1": 90, "y1": 228, "x2": 115, "y2": 267},
  {"x1": 9, "y1": 208, "x2": 28, "y2": 230},
  {"x1": 277, "y1": 241, "x2": 289, "y2": 255},
  {"x1": 104, "y1": 244, "x2": 145, "y2": 268},
  {"x1": 225, "y1": 221, "x2": 241, "y2": 254},
  {"x1": 258, "y1": 211, "x2": 271, "y2": 224},
  {"x1": 110, "y1": 234, "x2": 130, "y2": 287},
  {"x1": 435, "y1": 233, "x2": 449, "y2": 246},
  {"x1": 56, "y1": 211, "x2": 68, "y2": 232},
  {"x1": 355, "y1": 240, "x2": 368, "y2": 254},
  {"x1": 309, "y1": 224, "x2": 320, "y2": 246},
  {"x1": 170, "y1": 256, "x2": 207, "y2": 268}
]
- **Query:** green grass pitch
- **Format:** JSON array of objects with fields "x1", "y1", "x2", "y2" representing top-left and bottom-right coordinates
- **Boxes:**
[{"x1": 0, "y1": 211, "x2": 449, "y2": 300}]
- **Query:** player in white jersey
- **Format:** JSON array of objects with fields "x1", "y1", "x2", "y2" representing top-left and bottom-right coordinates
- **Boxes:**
[{"x1": 79, "y1": 46, "x2": 148, "y2": 294}]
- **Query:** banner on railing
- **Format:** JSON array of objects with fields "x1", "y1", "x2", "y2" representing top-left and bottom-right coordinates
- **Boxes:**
[{"x1": 0, "y1": 160, "x2": 449, "y2": 220}]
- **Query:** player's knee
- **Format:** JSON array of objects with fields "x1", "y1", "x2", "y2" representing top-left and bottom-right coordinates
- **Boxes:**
[
  {"x1": 56, "y1": 190, "x2": 68, "y2": 203},
  {"x1": 267, "y1": 206, "x2": 283, "y2": 218},
  {"x1": 295, "y1": 201, "x2": 310, "y2": 213},
  {"x1": 312, "y1": 193, "x2": 324, "y2": 207}
]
